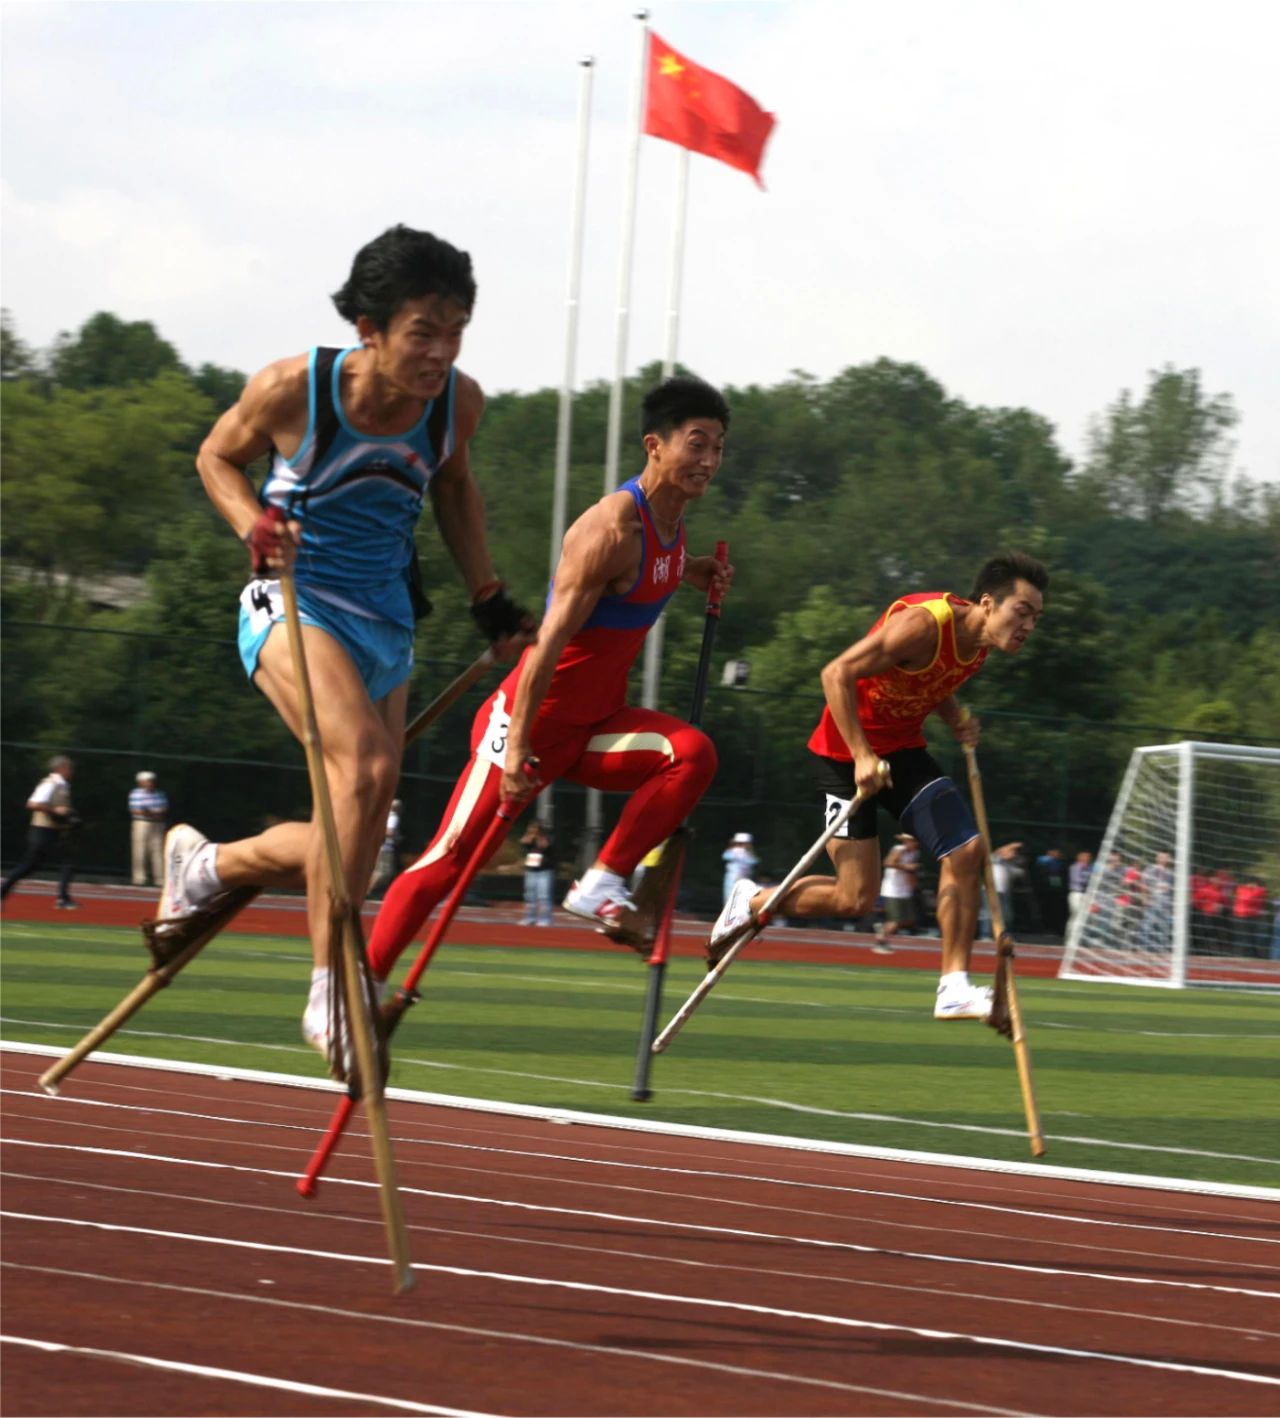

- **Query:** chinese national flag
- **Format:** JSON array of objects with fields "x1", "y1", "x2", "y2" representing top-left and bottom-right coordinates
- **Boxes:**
[{"x1": 642, "y1": 31, "x2": 775, "y2": 187}]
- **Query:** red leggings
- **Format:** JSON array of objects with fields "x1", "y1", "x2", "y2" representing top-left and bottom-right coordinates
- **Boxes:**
[{"x1": 366, "y1": 693, "x2": 716, "y2": 979}]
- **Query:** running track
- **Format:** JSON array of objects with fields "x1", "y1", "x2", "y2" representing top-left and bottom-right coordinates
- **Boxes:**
[{"x1": 2, "y1": 1045, "x2": 1277, "y2": 1417}]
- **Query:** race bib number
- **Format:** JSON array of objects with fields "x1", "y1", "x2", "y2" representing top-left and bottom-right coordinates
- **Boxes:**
[
  {"x1": 241, "y1": 579, "x2": 281, "y2": 635},
  {"x1": 476, "y1": 692, "x2": 511, "y2": 770},
  {"x1": 824, "y1": 793, "x2": 852, "y2": 838}
]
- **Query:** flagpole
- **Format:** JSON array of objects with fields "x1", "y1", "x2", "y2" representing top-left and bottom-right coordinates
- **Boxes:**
[
  {"x1": 641, "y1": 146, "x2": 689, "y2": 711},
  {"x1": 586, "y1": 7, "x2": 649, "y2": 866},
  {"x1": 540, "y1": 55, "x2": 595, "y2": 833}
]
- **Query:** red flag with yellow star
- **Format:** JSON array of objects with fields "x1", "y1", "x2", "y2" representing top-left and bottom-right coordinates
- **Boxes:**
[{"x1": 642, "y1": 31, "x2": 775, "y2": 187}]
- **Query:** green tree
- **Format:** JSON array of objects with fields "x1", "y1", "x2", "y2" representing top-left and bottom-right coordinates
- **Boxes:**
[
  {"x1": 48, "y1": 312, "x2": 184, "y2": 390},
  {"x1": 1076, "y1": 366, "x2": 1237, "y2": 521}
]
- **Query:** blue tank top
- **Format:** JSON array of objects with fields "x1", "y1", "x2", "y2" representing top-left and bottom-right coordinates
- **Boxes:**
[{"x1": 260, "y1": 346, "x2": 456, "y2": 629}]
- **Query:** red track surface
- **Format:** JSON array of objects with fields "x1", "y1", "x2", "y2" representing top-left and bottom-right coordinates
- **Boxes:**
[
  {"x1": 2, "y1": 1047, "x2": 1277, "y2": 1417},
  {"x1": 0, "y1": 883, "x2": 1067, "y2": 976}
]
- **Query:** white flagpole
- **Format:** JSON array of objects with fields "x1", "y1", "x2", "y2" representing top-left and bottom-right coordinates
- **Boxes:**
[
  {"x1": 602, "y1": 9, "x2": 650, "y2": 495},
  {"x1": 641, "y1": 146, "x2": 690, "y2": 710},
  {"x1": 586, "y1": 7, "x2": 649, "y2": 865},
  {"x1": 540, "y1": 55, "x2": 595, "y2": 833}
]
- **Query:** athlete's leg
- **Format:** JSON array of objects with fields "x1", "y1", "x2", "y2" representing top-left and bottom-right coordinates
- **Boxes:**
[
  {"x1": 253, "y1": 623, "x2": 402, "y2": 966},
  {"x1": 566, "y1": 709, "x2": 718, "y2": 876},
  {"x1": 770, "y1": 836, "x2": 881, "y2": 919},
  {"x1": 936, "y1": 838, "x2": 984, "y2": 975}
]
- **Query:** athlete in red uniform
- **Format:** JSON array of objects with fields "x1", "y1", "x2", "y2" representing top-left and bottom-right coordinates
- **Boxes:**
[
  {"x1": 366, "y1": 376, "x2": 733, "y2": 982},
  {"x1": 712, "y1": 552, "x2": 1048, "y2": 1021}
]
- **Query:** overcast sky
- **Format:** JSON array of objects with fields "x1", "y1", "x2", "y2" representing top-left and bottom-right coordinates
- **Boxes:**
[{"x1": 3, "y1": 0, "x2": 1277, "y2": 481}]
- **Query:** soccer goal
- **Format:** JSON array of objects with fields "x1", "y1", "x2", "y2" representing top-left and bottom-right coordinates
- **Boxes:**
[{"x1": 1059, "y1": 742, "x2": 1279, "y2": 990}]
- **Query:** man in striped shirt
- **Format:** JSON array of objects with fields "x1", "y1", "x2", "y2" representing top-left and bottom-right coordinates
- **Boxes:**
[{"x1": 128, "y1": 771, "x2": 168, "y2": 887}]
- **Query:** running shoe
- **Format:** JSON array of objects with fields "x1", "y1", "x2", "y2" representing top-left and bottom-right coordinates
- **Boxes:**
[
  {"x1": 562, "y1": 876, "x2": 637, "y2": 929},
  {"x1": 705, "y1": 878, "x2": 757, "y2": 967},
  {"x1": 156, "y1": 824, "x2": 210, "y2": 925},
  {"x1": 933, "y1": 981, "x2": 994, "y2": 1021}
]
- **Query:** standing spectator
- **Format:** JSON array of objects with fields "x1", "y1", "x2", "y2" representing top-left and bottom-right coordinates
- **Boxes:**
[
  {"x1": 368, "y1": 799, "x2": 403, "y2": 898},
  {"x1": 991, "y1": 842, "x2": 1021, "y2": 931},
  {"x1": 721, "y1": 832, "x2": 759, "y2": 905},
  {"x1": 1, "y1": 755, "x2": 79, "y2": 909},
  {"x1": 128, "y1": 770, "x2": 169, "y2": 887},
  {"x1": 1232, "y1": 877, "x2": 1270, "y2": 959},
  {"x1": 1034, "y1": 846, "x2": 1068, "y2": 936},
  {"x1": 1067, "y1": 850, "x2": 1093, "y2": 929},
  {"x1": 519, "y1": 821, "x2": 557, "y2": 927},
  {"x1": 1209, "y1": 869, "x2": 1237, "y2": 954},
  {"x1": 1139, "y1": 850, "x2": 1174, "y2": 951},
  {"x1": 873, "y1": 832, "x2": 919, "y2": 953}
]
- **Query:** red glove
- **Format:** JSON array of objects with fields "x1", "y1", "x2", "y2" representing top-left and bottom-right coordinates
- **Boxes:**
[{"x1": 244, "y1": 505, "x2": 288, "y2": 575}]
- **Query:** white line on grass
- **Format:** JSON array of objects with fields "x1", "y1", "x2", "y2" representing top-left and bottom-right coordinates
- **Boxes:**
[{"x1": 3, "y1": 1021, "x2": 1276, "y2": 1163}]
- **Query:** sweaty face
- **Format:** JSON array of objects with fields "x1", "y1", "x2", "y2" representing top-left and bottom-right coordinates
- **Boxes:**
[
  {"x1": 370, "y1": 294, "x2": 471, "y2": 401},
  {"x1": 984, "y1": 578, "x2": 1043, "y2": 653},
  {"x1": 651, "y1": 417, "x2": 726, "y2": 496}
]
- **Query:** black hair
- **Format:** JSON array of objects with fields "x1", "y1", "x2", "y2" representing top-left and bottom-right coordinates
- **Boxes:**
[
  {"x1": 970, "y1": 552, "x2": 1049, "y2": 603},
  {"x1": 331, "y1": 225, "x2": 476, "y2": 330},
  {"x1": 641, "y1": 376, "x2": 730, "y2": 438}
]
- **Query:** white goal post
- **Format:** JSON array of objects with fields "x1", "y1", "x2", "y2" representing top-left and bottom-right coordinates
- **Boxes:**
[{"x1": 1059, "y1": 742, "x2": 1280, "y2": 990}]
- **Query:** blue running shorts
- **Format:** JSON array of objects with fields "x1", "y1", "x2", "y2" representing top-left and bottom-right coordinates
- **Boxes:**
[{"x1": 237, "y1": 579, "x2": 414, "y2": 704}]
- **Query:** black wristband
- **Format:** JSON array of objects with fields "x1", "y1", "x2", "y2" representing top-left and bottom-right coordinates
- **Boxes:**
[{"x1": 470, "y1": 584, "x2": 530, "y2": 644}]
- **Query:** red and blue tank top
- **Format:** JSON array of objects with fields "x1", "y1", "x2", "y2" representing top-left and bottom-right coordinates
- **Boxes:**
[{"x1": 501, "y1": 478, "x2": 685, "y2": 725}]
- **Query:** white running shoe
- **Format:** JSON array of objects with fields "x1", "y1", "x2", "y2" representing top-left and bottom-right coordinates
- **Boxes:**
[
  {"x1": 711, "y1": 878, "x2": 758, "y2": 948},
  {"x1": 933, "y1": 981, "x2": 994, "y2": 1021},
  {"x1": 562, "y1": 877, "x2": 637, "y2": 929},
  {"x1": 303, "y1": 979, "x2": 386, "y2": 1074},
  {"x1": 157, "y1": 824, "x2": 211, "y2": 925}
]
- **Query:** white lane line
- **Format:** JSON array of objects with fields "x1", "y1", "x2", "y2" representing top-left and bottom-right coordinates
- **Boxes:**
[
  {"x1": 0, "y1": 1334, "x2": 498, "y2": 1416},
  {"x1": 1, "y1": 1266, "x2": 1022, "y2": 1418},
  {"x1": 7, "y1": 1087, "x2": 1273, "y2": 1248},
  {"x1": 4, "y1": 1216, "x2": 1277, "y2": 1391},
  {"x1": 8, "y1": 1040, "x2": 1278, "y2": 1202},
  {"x1": 8, "y1": 1173, "x2": 1273, "y2": 1342},
  {"x1": 4, "y1": 1154, "x2": 1279, "y2": 1301},
  {"x1": 8, "y1": 1116, "x2": 1275, "y2": 1278}
]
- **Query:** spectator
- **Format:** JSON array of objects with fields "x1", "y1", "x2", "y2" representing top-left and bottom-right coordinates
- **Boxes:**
[
  {"x1": 368, "y1": 799, "x2": 403, "y2": 898},
  {"x1": 991, "y1": 841, "x2": 1021, "y2": 931},
  {"x1": 1067, "y1": 850, "x2": 1093, "y2": 929},
  {"x1": 1190, "y1": 867, "x2": 1226, "y2": 954},
  {"x1": 1139, "y1": 850, "x2": 1174, "y2": 951},
  {"x1": 1232, "y1": 877, "x2": 1270, "y2": 959},
  {"x1": 873, "y1": 832, "x2": 919, "y2": 954},
  {"x1": 128, "y1": 770, "x2": 169, "y2": 888},
  {"x1": 1210, "y1": 869, "x2": 1237, "y2": 954},
  {"x1": 1, "y1": 755, "x2": 79, "y2": 909},
  {"x1": 1034, "y1": 847, "x2": 1068, "y2": 935},
  {"x1": 721, "y1": 832, "x2": 759, "y2": 905},
  {"x1": 519, "y1": 821, "x2": 557, "y2": 927}
]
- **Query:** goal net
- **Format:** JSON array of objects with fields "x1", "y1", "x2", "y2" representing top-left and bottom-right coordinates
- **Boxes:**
[{"x1": 1059, "y1": 742, "x2": 1280, "y2": 990}]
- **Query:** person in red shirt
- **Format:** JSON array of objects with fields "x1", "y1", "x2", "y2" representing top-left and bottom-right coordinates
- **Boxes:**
[
  {"x1": 1233, "y1": 878, "x2": 1270, "y2": 958},
  {"x1": 712, "y1": 552, "x2": 1048, "y2": 1022},
  {"x1": 364, "y1": 376, "x2": 733, "y2": 987}
]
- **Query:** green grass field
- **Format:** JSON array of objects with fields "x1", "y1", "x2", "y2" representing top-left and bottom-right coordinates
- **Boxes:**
[{"x1": 3, "y1": 922, "x2": 1277, "y2": 1190}]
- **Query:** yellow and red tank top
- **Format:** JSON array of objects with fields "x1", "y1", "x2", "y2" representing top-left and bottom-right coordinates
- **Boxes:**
[
  {"x1": 807, "y1": 592, "x2": 988, "y2": 759},
  {"x1": 499, "y1": 478, "x2": 686, "y2": 726}
]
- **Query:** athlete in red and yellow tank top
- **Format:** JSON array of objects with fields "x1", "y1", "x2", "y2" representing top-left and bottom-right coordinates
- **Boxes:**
[{"x1": 808, "y1": 592, "x2": 988, "y2": 759}]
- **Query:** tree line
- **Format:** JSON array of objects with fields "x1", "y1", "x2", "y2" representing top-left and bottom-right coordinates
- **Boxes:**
[{"x1": 2, "y1": 310, "x2": 1277, "y2": 907}]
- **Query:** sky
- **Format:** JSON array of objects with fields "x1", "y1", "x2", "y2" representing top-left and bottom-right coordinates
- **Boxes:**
[{"x1": 3, "y1": 0, "x2": 1278, "y2": 482}]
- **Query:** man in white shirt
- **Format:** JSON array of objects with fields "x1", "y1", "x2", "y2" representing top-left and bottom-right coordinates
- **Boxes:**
[
  {"x1": 2, "y1": 756, "x2": 78, "y2": 909},
  {"x1": 873, "y1": 832, "x2": 920, "y2": 953}
]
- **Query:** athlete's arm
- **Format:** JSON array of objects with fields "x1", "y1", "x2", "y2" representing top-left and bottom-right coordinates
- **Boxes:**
[
  {"x1": 501, "y1": 500, "x2": 637, "y2": 801},
  {"x1": 819, "y1": 606, "x2": 939, "y2": 796},
  {"x1": 196, "y1": 356, "x2": 308, "y2": 565}
]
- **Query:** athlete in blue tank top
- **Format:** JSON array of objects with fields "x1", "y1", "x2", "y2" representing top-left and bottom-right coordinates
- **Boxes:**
[{"x1": 150, "y1": 226, "x2": 535, "y2": 1077}]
